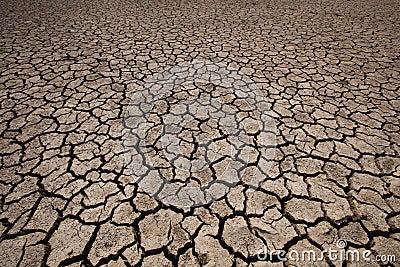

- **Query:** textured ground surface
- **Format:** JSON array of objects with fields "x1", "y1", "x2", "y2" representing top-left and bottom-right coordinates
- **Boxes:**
[{"x1": 1, "y1": 0, "x2": 400, "y2": 266}]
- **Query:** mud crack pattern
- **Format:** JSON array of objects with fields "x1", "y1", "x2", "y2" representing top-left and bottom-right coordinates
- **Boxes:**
[
  {"x1": 123, "y1": 61, "x2": 276, "y2": 207},
  {"x1": 0, "y1": 0, "x2": 400, "y2": 266}
]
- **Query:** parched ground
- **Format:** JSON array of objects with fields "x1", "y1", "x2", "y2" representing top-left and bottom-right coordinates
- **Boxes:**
[{"x1": 1, "y1": 0, "x2": 400, "y2": 266}]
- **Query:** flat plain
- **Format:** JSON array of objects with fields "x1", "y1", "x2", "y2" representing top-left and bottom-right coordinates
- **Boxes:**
[{"x1": 0, "y1": 0, "x2": 399, "y2": 266}]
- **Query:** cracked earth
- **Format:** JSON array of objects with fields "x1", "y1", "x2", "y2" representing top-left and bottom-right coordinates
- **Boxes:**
[{"x1": 1, "y1": 0, "x2": 400, "y2": 266}]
